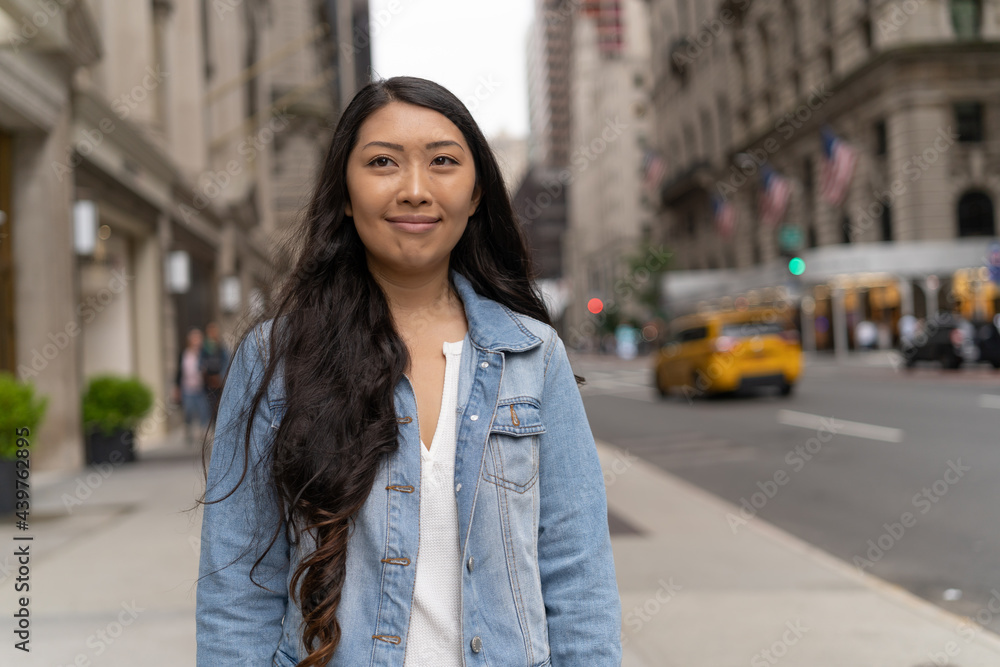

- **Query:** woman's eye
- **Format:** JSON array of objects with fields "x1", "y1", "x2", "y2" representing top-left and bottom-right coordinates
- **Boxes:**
[
  {"x1": 369, "y1": 156, "x2": 393, "y2": 167},
  {"x1": 432, "y1": 156, "x2": 458, "y2": 166}
]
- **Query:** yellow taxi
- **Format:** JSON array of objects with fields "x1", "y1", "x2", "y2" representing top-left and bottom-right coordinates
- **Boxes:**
[{"x1": 653, "y1": 308, "x2": 802, "y2": 398}]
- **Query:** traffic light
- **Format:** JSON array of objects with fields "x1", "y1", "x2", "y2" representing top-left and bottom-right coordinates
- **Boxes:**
[{"x1": 788, "y1": 256, "x2": 805, "y2": 276}]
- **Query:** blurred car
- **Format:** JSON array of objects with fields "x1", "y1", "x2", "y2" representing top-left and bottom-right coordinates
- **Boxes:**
[
  {"x1": 972, "y1": 320, "x2": 1000, "y2": 368},
  {"x1": 653, "y1": 308, "x2": 802, "y2": 398},
  {"x1": 900, "y1": 313, "x2": 979, "y2": 369}
]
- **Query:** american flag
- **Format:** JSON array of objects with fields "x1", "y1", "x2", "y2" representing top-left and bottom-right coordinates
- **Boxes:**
[
  {"x1": 643, "y1": 149, "x2": 667, "y2": 193},
  {"x1": 758, "y1": 163, "x2": 791, "y2": 227},
  {"x1": 712, "y1": 195, "x2": 736, "y2": 238},
  {"x1": 820, "y1": 125, "x2": 858, "y2": 206}
]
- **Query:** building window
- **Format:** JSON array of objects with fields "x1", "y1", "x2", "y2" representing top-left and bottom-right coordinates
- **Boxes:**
[
  {"x1": 881, "y1": 204, "x2": 893, "y2": 241},
  {"x1": 683, "y1": 124, "x2": 696, "y2": 163},
  {"x1": 954, "y1": 102, "x2": 984, "y2": 142},
  {"x1": 861, "y1": 17, "x2": 874, "y2": 49},
  {"x1": 957, "y1": 191, "x2": 995, "y2": 237},
  {"x1": 841, "y1": 214, "x2": 853, "y2": 243},
  {"x1": 717, "y1": 95, "x2": 731, "y2": 150},
  {"x1": 758, "y1": 21, "x2": 772, "y2": 79},
  {"x1": 951, "y1": 0, "x2": 982, "y2": 40},
  {"x1": 807, "y1": 225, "x2": 818, "y2": 248},
  {"x1": 200, "y1": 0, "x2": 214, "y2": 80},
  {"x1": 700, "y1": 110, "x2": 715, "y2": 160},
  {"x1": 874, "y1": 120, "x2": 888, "y2": 156}
]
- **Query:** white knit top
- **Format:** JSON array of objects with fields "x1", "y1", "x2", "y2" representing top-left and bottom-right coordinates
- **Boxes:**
[{"x1": 403, "y1": 337, "x2": 465, "y2": 666}]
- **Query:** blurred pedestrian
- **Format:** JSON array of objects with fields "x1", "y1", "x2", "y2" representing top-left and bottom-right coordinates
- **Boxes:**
[
  {"x1": 201, "y1": 321, "x2": 230, "y2": 420},
  {"x1": 173, "y1": 327, "x2": 210, "y2": 446},
  {"x1": 855, "y1": 319, "x2": 878, "y2": 350},
  {"x1": 195, "y1": 76, "x2": 622, "y2": 666}
]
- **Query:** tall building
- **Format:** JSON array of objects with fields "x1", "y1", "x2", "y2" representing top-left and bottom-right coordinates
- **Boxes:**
[
  {"x1": 517, "y1": 0, "x2": 577, "y2": 329},
  {"x1": 527, "y1": 0, "x2": 574, "y2": 168},
  {"x1": 561, "y1": 0, "x2": 655, "y2": 347},
  {"x1": 0, "y1": 0, "x2": 370, "y2": 471},
  {"x1": 649, "y1": 0, "x2": 1000, "y2": 353}
]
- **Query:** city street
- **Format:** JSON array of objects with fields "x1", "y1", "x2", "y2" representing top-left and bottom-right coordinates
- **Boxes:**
[{"x1": 577, "y1": 350, "x2": 1000, "y2": 634}]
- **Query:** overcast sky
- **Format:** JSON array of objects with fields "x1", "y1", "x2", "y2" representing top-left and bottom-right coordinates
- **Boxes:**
[{"x1": 367, "y1": 0, "x2": 535, "y2": 139}]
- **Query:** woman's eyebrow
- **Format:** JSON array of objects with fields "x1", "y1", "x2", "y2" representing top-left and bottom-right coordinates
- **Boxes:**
[{"x1": 361, "y1": 140, "x2": 465, "y2": 153}]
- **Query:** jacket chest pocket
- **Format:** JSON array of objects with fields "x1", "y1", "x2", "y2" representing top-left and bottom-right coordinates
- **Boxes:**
[{"x1": 483, "y1": 399, "x2": 545, "y2": 493}]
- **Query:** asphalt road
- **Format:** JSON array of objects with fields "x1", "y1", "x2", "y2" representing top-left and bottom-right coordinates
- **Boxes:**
[{"x1": 574, "y1": 352, "x2": 1000, "y2": 633}]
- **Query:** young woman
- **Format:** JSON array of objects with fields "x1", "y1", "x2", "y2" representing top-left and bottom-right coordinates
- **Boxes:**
[{"x1": 195, "y1": 76, "x2": 621, "y2": 667}]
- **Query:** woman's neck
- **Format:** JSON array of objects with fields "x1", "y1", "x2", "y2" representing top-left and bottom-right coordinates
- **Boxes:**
[{"x1": 370, "y1": 264, "x2": 461, "y2": 331}]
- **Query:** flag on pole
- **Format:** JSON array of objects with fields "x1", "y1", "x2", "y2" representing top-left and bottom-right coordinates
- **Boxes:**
[
  {"x1": 819, "y1": 125, "x2": 858, "y2": 206},
  {"x1": 712, "y1": 195, "x2": 737, "y2": 238},
  {"x1": 758, "y1": 163, "x2": 791, "y2": 227},
  {"x1": 643, "y1": 149, "x2": 667, "y2": 193}
]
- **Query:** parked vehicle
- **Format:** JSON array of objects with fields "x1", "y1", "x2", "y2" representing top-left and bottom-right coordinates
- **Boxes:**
[
  {"x1": 900, "y1": 313, "x2": 978, "y2": 369},
  {"x1": 972, "y1": 320, "x2": 1000, "y2": 368},
  {"x1": 654, "y1": 308, "x2": 802, "y2": 398}
]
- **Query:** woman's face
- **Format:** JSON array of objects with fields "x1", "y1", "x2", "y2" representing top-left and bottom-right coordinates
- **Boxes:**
[{"x1": 345, "y1": 101, "x2": 482, "y2": 277}]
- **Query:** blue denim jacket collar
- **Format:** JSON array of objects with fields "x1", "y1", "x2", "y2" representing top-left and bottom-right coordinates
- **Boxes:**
[{"x1": 449, "y1": 268, "x2": 544, "y2": 353}]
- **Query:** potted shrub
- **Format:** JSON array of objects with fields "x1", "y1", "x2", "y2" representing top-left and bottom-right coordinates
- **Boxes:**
[
  {"x1": 0, "y1": 373, "x2": 48, "y2": 515},
  {"x1": 82, "y1": 375, "x2": 153, "y2": 465}
]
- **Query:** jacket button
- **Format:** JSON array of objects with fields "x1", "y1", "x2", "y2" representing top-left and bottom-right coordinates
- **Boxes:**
[
  {"x1": 467, "y1": 556, "x2": 474, "y2": 572},
  {"x1": 470, "y1": 635, "x2": 482, "y2": 653},
  {"x1": 480, "y1": 361, "x2": 488, "y2": 368},
  {"x1": 470, "y1": 414, "x2": 479, "y2": 421}
]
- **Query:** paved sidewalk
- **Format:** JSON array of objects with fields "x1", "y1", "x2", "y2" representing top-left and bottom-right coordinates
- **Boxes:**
[
  {"x1": 2, "y1": 433, "x2": 204, "y2": 666},
  {"x1": 602, "y1": 440, "x2": 1000, "y2": 667},
  {"x1": 5, "y1": 432, "x2": 1000, "y2": 666}
]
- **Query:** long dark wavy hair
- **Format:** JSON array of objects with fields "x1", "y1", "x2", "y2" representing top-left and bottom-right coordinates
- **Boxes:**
[{"x1": 200, "y1": 76, "x2": 582, "y2": 667}]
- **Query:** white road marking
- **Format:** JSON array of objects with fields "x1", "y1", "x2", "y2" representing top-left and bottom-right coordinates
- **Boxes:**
[
  {"x1": 978, "y1": 394, "x2": 1000, "y2": 409},
  {"x1": 777, "y1": 409, "x2": 904, "y2": 443}
]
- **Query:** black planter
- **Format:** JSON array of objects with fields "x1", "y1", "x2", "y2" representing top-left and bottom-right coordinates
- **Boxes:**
[
  {"x1": 85, "y1": 428, "x2": 136, "y2": 465},
  {"x1": 0, "y1": 458, "x2": 16, "y2": 515}
]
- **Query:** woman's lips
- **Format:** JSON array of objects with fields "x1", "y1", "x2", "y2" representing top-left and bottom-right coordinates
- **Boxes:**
[{"x1": 387, "y1": 215, "x2": 440, "y2": 233}]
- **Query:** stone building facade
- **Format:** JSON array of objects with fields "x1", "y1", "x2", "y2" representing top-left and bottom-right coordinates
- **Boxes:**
[
  {"x1": 649, "y1": 0, "x2": 1000, "y2": 352},
  {"x1": 0, "y1": 0, "x2": 369, "y2": 471}
]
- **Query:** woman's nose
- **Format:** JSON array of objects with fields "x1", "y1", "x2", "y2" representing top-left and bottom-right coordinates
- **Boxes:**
[{"x1": 397, "y1": 166, "x2": 431, "y2": 206}]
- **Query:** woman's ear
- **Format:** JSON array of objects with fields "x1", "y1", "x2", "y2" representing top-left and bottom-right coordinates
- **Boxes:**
[
  {"x1": 468, "y1": 183, "x2": 482, "y2": 217},
  {"x1": 345, "y1": 200, "x2": 353, "y2": 217}
]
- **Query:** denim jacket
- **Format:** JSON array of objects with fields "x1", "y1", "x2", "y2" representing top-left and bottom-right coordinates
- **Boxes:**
[{"x1": 196, "y1": 268, "x2": 622, "y2": 666}]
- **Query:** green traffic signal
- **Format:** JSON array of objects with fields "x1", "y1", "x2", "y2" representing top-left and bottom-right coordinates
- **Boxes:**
[{"x1": 788, "y1": 257, "x2": 805, "y2": 276}]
